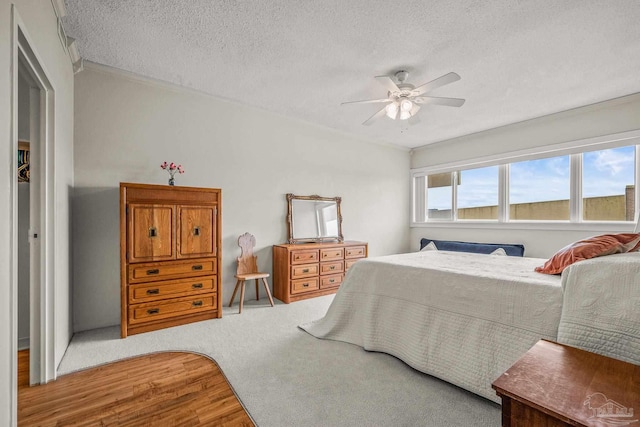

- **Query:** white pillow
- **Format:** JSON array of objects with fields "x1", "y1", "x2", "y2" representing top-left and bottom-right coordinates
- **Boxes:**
[
  {"x1": 490, "y1": 248, "x2": 507, "y2": 256},
  {"x1": 420, "y1": 241, "x2": 438, "y2": 252}
]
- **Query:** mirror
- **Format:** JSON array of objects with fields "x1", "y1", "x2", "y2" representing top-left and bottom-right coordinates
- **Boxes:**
[{"x1": 286, "y1": 194, "x2": 343, "y2": 244}]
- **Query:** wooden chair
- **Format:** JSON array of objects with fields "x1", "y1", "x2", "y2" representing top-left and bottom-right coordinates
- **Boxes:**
[{"x1": 228, "y1": 232, "x2": 275, "y2": 313}]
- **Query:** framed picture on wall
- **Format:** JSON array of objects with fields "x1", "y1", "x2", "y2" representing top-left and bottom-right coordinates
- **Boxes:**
[{"x1": 18, "y1": 141, "x2": 30, "y2": 183}]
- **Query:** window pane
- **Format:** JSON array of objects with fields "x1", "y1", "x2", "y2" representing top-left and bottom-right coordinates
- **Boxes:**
[
  {"x1": 427, "y1": 172, "x2": 453, "y2": 219},
  {"x1": 583, "y1": 146, "x2": 635, "y2": 221},
  {"x1": 457, "y1": 166, "x2": 499, "y2": 220},
  {"x1": 509, "y1": 156, "x2": 570, "y2": 220}
]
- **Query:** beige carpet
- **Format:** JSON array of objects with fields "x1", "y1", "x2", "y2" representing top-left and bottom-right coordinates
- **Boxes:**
[{"x1": 58, "y1": 295, "x2": 500, "y2": 426}]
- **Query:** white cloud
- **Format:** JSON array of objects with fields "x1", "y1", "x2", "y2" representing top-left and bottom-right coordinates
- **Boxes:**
[{"x1": 592, "y1": 149, "x2": 634, "y2": 176}]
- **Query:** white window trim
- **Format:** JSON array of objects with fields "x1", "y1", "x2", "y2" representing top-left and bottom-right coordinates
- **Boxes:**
[{"x1": 411, "y1": 129, "x2": 640, "y2": 229}]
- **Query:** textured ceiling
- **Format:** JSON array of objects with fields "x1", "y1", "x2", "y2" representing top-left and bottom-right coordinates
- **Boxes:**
[{"x1": 63, "y1": 1, "x2": 640, "y2": 149}]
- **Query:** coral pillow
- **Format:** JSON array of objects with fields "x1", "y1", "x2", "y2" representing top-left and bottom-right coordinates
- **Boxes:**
[{"x1": 535, "y1": 233, "x2": 640, "y2": 275}]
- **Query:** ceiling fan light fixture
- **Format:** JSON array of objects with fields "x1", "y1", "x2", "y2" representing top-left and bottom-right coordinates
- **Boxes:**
[
  {"x1": 385, "y1": 102, "x2": 399, "y2": 119},
  {"x1": 400, "y1": 99, "x2": 413, "y2": 112},
  {"x1": 345, "y1": 69, "x2": 464, "y2": 126}
]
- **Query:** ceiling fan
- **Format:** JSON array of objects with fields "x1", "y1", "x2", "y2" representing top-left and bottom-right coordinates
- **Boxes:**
[{"x1": 342, "y1": 70, "x2": 465, "y2": 126}]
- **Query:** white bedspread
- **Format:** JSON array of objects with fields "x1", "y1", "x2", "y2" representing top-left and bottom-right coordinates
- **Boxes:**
[
  {"x1": 558, "y1": 252, "x2": 640, "y2": 365},
  {"x1": 300, "y1": 251, "x2": 563, "y2": 403}
]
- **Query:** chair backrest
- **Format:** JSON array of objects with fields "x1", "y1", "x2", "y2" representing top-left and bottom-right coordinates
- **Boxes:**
[{"x1": 237, "y1": 232, "x2": 259, "y2": 275}]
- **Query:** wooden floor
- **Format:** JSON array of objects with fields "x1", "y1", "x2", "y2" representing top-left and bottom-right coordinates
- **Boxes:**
[
  {"x1": 18, "y1": 349, "x2": 29, "y2": 388},
  {"x1": 18, "y1": 350, "x2": 255, "y2": 426}
]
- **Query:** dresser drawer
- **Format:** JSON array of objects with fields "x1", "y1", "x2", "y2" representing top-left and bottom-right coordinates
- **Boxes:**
[
  {"x1": 128, "y1": 294, "x2": 216, "y2": 325},
  {"x1": 291, "y1": 263, "x2": 319, "y2": 279},
  {"x1": 320, "y1": 247, "x2": 344, "y2": 261},
  {"x1": 345, "y1": 259, "x2": 364, "y2": 271},
  {"x1": 291, "y1": 277, "x2": 319, "y2": 294},
  {"x1": 129, "y1": 258, "x2": 216, "y2": 283},
  {"x1": 320, "y1": 274, "x2": 343, "y2": 289},
  {"x1": 345, "y1": 246, "x2": 366, "y2": 259},
  {"x1": 291, "y1": 250, "x2": 319, "y2": 265},
  {"x1": 129, "y1": 277, "x2": 215, "y2": 304},
  {"x1": 320, "y1": 260, "x2": 344, "y2": 275}
]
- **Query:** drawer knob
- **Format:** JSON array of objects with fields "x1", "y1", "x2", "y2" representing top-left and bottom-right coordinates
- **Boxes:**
[
  {"x1": 147, "y1": 308, "x2": 159, "y2": 315},
  {"x1": 302, "y1": 268, "x2": 309, "y2": 273},
  {"x1": 146, "y1": 289, "x2": 160, "y2": 295},
  {"x1": 192, "y1": 300, "x2": 203, "y2": 307},
  {"x1": 192, "y1": 265, "x2": 203, "y2": 271},
  {"x1": 146, "y1": 269, "x2": 160, "y2": 275},
  {"x1": 192, "y1": 283, "x2": 203, "y2": 289}
]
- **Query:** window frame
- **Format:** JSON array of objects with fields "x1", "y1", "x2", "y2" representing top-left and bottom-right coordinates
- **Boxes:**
[{"x1": 411, "y1": 130, "x2": 640, "y2": 231}]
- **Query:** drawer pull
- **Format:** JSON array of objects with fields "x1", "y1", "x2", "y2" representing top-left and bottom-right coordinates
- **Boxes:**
[
  {"x1": 329, "y1": 279, "x2": 335, "y2": 283},
  {"x1": 303, "y1": 283, "x2": 309, "y2": 287},
  {"x1": 148, "y1": 227, "x2": 157, "y2": 238},
  {"x1": 192, "y1": 300, "x2": 203, "y2": 307},
  {"x1": 302, "y1": 268, "x2": 309, "y2": 273},
  {"x1": 146, "y1": 289, "x2": 160, "y2": 295},
  {"x1": 192, "y1": 265, "x2": 203, "y2": 271},
  {"x1": 330, "y1": 266, "x2": 335, "y2": 270},
  {"x1": 192, "y1": 283, "x2": 203, "y2": 289},
  {"x1": 146, "y1": 269, "x2": 160, "y2": 275},
  {"x1": 147, "y1": 308, "x2": 159, "y2": 315}
]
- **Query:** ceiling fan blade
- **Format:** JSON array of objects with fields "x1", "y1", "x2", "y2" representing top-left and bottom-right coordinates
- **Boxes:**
[
  {"x1": 362, "y1": 105, "x2": 388, "y2": 126},
  {"x1": 341, "y1": 98, "x2": 391, "y2": 106},
  {"x1": 374, "y1": 75, "x2": 400, "y2": 93},
  {"x1": 415, "y1": 96, "x2": 465, "y2": 107},
  {"x1": 414, "y1": 72, "x2": 461, "y2": 95}
]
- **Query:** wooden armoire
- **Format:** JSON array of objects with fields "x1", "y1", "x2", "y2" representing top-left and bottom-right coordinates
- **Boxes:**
[{"x1": 119, "y1": 183, "x2": 222, "y2": 337}]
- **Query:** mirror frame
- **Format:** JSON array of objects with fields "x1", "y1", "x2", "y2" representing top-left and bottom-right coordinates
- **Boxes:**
[{"x1": 286, "y1": 193, "x2": 344, "y2": 244}]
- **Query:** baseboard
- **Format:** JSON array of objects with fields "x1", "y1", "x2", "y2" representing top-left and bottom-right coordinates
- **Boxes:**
[{"x1": 18, "y1": 337, "x2": 30, "y2": 350}]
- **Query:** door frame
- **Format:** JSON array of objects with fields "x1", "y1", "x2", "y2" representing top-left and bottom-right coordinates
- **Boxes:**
[{"x1": 10, "y1": 5, "x2": 56, "y2": 397}]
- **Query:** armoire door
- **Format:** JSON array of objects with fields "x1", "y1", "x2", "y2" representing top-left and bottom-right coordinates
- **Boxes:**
[
  {"x1": 177, "y1": 206, "x2": 216, "y2": 258},
  {"x1": 128, "y1": 204, "x2": 176, "y2": 263}
]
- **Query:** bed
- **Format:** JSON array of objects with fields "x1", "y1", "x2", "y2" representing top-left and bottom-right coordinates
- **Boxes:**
[
  {"x1": 300, "y1": 250, "x2": 563, "y2": 403},
  {"x1": 300, "y1": 245, "x2": 640, "y2": 403}
]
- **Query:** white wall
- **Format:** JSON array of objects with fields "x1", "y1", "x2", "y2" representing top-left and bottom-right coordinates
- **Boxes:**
[
  {"x1": 72, "y1": 64, "x2": 411, "y2": 332},
  {"x1": 0, "y1": 1, "x2": 75, "y2": 425},
  {"x1": 410, "y1": 93, "x2": 640, "y2": 257}
]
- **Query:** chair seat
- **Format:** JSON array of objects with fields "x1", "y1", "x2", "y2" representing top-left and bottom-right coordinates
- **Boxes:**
[{"x1": 235, "y1": 272, "x2": 270, "y2": 280}]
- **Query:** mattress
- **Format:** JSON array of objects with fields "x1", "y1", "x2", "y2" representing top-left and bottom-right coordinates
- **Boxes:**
[{"x1": 300, "y1": 250, "x2": 563, "y2": 403}]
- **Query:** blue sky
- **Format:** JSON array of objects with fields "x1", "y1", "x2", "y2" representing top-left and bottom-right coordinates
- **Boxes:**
[{"x1": 429, "y1": 146, "x2": 635, "y2": 210}]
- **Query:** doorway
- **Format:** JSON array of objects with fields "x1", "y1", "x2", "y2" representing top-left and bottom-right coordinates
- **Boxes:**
[
  {"x1": 13, "y1": 23, "x2": 56, "y2": 388},
  {"x1": 17, "y1": 59, "x2": 42, "y2": 386}
]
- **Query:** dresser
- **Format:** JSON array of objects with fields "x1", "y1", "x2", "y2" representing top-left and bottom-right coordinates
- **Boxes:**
[
  {"x1": 272, "y1": 241, "x2": 367, "y2": 303},
  {"x1": 492, "y1": 340, "x2": 640, "y2": 427},
  {"x1": 119, "y1": 183, "x2": 222, "y2": 337}
]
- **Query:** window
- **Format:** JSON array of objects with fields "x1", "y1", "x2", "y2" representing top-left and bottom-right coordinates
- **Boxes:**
[
  {"x1": 412, "y1": 135, "x2": 640, "y2": 227},
  {"x1": 457, "y1": 166, "x2": 499, "y2": 220},
  {"x1": 509, "y1": 156, "x2": 570, "y2": 220},
  {"x1": 427, "y1": 172, "x2": 453, "y2": 220},
  {"x1": 583, "y1": 146, "x2": 635, "y2": 222}
]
